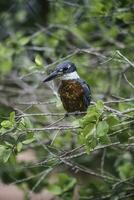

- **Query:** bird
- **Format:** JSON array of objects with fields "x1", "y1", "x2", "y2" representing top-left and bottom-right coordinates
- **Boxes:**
[{"x1": 43, "y1": 61, "x2": 91, "y2": 113}]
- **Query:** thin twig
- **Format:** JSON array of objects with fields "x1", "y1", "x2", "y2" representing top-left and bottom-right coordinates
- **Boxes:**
[
  {"x1": 116, "y1": 50, "x2": 134, "y2": 68},
  {"x1": 101, "y1": 149, "x2": 106, "y2": 175},
  {"x1": 46, "y1": 115, "x2": 66, "y2": 128},
  {"x1": 123, "y1": 73, "x2": 134, "y2": 89},
  {"x1": 122, "y1": 108, "x2": 134, "y2": 114},
  {"x1": 23, "y1": 125, "x2": 80, "y2": 132},
  {"x1": 16, "y1": 111, "x2": 86, "y2": 118},
  {"x1": 50, "y1": 130, "x2": 60, "y2": 145},
  {"x1": 31, "y1": 167, "x2": 53, "y2": 192},
  {"x1": 62, "y1": 142, "x2": 121, "y2": 160},
  {"x1": 104, "y1": 97, "x2": 134, "y2": 104},
  {"x1": 16, "y1": 101, "x2": 57, "y2": 105}
]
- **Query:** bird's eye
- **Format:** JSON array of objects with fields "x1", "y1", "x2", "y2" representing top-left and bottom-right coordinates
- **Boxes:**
[
  {"x1": 63, "y1": 66, "x2": 68, "y2": 71},
  {"x1": 63, "y1": 64, "x2": 70, "y2": 71}
]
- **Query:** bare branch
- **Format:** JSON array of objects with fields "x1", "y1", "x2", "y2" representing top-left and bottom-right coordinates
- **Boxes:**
[
  {"x1": 123, "y1": 73, "x2": 134, "y2": 89},
  {"x1": 16, "y1": 111, "x2": 86, "y2": 118},
  {"x1": 116, "y1": 50, "x2": 134, "y2": 68},
  {"x1": 16, "y1": 101, "x2": 57, "y2": 105},
  {"x1": 104, "y1": 97, "x2": 134, "y2": 104},
  {"x1": 22, "y1": 125, "x2": 80, "y2": 132},
  {"x1": 122, "y1": 108, "x2": 134, "y2": 114}
]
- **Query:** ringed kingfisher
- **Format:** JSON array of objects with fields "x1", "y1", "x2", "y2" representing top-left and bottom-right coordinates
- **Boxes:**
[{"x1": 43, "y1": 61, "x2": 91, "y2": 113}]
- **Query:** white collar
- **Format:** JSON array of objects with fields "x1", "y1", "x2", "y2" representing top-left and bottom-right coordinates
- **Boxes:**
[{"x1": 61, "y1": 71, "x2": 80, "y2": 80}]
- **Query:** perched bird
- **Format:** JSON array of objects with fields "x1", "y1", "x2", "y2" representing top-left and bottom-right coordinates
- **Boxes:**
[{"x1": 43, "y1": 61, "x2": 91, "y2": 113}]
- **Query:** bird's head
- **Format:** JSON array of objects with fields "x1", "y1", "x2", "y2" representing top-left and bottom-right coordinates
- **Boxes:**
[{"x1": 43, "y1": 61, "x2": 77, "y2": 82}]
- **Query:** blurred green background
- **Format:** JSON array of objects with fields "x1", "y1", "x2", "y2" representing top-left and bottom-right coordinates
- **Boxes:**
[{"x1": 0, "y1": 0, "x2": 134, "y2": 199}]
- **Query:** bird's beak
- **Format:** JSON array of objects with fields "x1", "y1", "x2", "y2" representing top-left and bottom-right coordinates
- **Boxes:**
[{"x1": 43, "y1": 70, "x2": 60, "y2": 82}]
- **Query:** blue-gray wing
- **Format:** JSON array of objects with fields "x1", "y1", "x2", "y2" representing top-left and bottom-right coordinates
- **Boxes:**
[{"x1": 78, "y1": 79, "x2": 91, "y2": 108}]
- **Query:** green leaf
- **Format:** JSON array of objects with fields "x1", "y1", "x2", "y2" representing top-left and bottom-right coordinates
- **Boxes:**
[
  {"x1": 79, "y1": 124, "x2": 93, "y2": 141},
  {"x1": 3, "y1": 149, "x2": 12, "y2": 163},
  {"x1": 62, "y1": 178, "x2": 76, "y2": 193},
  {"x1": 0, "y1": 59, "x2": 12, "y2": 74},
  {"x1": 35, "y1": 54, "x2": 43, "y2": 66},
  {"x1": 1, "y1": 120, "x2": 12, "y2": 129},
  {"x1": 19, "y1": 117, "x2": 33, "y2": 129},
  {"x1": 80, "y1": 107, "x2": 101, "y2": 127},
  {"x1": 19, "y1": 36, "x2": 30, "y2": 46},
  {"x1": 5, "y1": 142, "x2": 13, "y2": 148},
  {"x1": 97, "y1": 121, "x2": 109, "y2": 137},
  {"x1": 99, "y1": 135, "x2": 111, "y2": 144},
  {"x1": 96, "y1": 100, "x2": 104, "y2": 111},
  {"x1": 80, "y1": 123, "x2": 97, "y2": 153},
  {"x1": 0, "y1": 127, "x2": 7, "y2": 135},
  {"x1": 9, "y1": 111, "x2": 15, "y2": 124},
  {"x1": 90, "y1": 2, "x2": 105, "y2": 15},
  {"x1": 117, "y1": 162, "x2": 134, "y2": 179},
  {"x1": 48, "y1": 173, "x2": 76, "y2": 195},
  {"x1": 0, "y1": 145, "x2": 6, "y2": 157},
  {"x1": 48, "y1": 185, "x2": 62, "y2": 195},
  {"x1": 0, "y1": 112, "x2": 15, "y2": 130},
  {"x1": 84, "y1": 124, "x2": 96, "y2": 139},
  {"x1": 116, "y1": 12, "x2": 133, "y2": 23},
  {"x1": 106, "y1": 114, "x2": 119, "y2": 129},
  {"x1": 117, "y1": 131, "x2": 130, "y2": 143},
  {"x1": 86, "y1": 136, "x2": 98, "y2": 154},
  {"x1": 17, "y1": 142, "x2": 23, "y2": 152},
  {"x1": 22, "y1": 138, "x2": 35, "y2": 145}
]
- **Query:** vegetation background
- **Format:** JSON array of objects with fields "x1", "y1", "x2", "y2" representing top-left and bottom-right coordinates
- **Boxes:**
[{"x1": 0, "y1": 0, "x2": 134, "y2": 199}]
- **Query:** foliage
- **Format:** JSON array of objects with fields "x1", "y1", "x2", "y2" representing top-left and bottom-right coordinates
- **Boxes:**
[
  {"x1": 0, "y1": 0, "x2": 134, "y2": 199},
  {"x1": 79, "y1": 101, "x2": 110, "y2": 152}
]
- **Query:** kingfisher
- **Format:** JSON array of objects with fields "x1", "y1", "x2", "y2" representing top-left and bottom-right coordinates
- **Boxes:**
[{"x1": 43, "y1": 61, "x2": 91, "y2": 113}]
